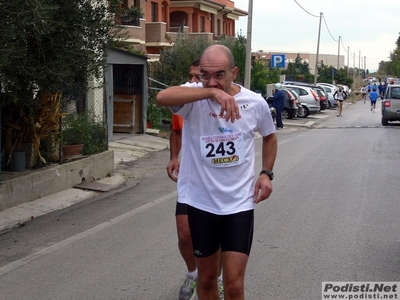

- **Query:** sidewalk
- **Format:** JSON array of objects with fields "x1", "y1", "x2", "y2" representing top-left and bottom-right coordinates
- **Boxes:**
[
  {"x1": 0, "y1": 133, "x2": 170, "y2": 234},
  {"x1": 0, "y1": 117, "x2": 319, "y2": 234}
]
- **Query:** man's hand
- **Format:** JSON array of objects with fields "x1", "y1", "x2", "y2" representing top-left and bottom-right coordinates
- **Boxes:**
[
  {"x1": 211, "y1": 89, "x2": 241, "y2": 123},
  {"x1": 167, "y1": 158, "x2": 180, "y2": 182},
  {"x1": 253, "y1": 175, "x2": 273, "y2": 204}
]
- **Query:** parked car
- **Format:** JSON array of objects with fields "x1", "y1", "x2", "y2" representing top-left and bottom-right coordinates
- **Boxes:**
[
  {"x1": 265, "y1": 88, "x2": 299, "y2": 119},
  {"x1": 318, "y1": 84, "x2": 337, "y2": 108},
  {"x1": 282, "y1": 81, "x2": 327, "y2": 111},
  {"x1": 287, "y1": 89, "x2": 305, "y2": 117},
  {"x1": 314, "y1": 88, "x2": 328, "y2": 111},
  {"x1": 282, "y1": 84, "x2": 320, "y2": 118},
  {"x1": 385, "y1": 77, "x2": 400, "y2": 85},
  {"x1": 317, "y1": 82, "x2": 336, "y2": 90},
  {"x1": 365, "y1": 77, "x2": 377, "y2": 82},
  {"x1": 338, "y1": 84, "x2": 351, "y2": 95},
  {"x1": 381, "y1": 84, "x2": 400, "y2": 126}
]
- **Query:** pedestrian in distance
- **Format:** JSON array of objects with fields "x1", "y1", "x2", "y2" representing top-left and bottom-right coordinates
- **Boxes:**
[
  {"x1": 333, "y1": 85, "x2": 348, "y2": 117},
  {"x1": 166, "y1": 59, "x2": 224, "y2": 300},
  {"x1": 157, "y1": 44, "x2": 278, "y2": 300},
  {"x1": 378, "y1": 82, "x2": 386, "y2": 99},
  {"x1": 372, "y1": 83, "x2": 378, "y2": 93},
  {"x1": 369, "y1": 88, "x2": 379, "y2": 112},
  {"x1": 361, "y1": 85, "x2": 367, "y2": 103},
  {"x1": 272, "y1": 83, "x2": 285, "y2": 130}
]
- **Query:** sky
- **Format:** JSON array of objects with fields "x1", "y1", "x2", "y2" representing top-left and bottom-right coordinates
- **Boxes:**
[{"x1": 233, "y1": 0, "x2": 400, "y2": 72}]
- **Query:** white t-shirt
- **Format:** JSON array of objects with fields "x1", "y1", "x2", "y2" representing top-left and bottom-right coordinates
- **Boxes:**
[{"x1": 172, "y1": 83, "x2": 275, "y2": 215}]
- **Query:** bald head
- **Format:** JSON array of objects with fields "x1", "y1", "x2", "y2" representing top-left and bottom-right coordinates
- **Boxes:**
[{"x1": 201, "y1": 45, "x2": 235, "y2": 69}]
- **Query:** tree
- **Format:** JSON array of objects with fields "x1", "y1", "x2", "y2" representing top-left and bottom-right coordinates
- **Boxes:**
[
  {"x1": 220, "y1": 31, "x2": 247, "y2": 86},
  {"x1": 377, "y1": 33, "x2": 400, "y2": 76},
  {"x1": 335, "y1": 68, "x2": 353, "y2": 87},
  {"x1": 152, "y1": 33, "x2": 212, "y2": 87},
  {"x1": 0, "y1": 0, "x2": 124, "y2": 165},
  {"x1": 150, "y1": 31, "x2": 276, "y2": 125},
  {"x1": 284, "y1": 54, "x2": 313, "y2": 83},
  {"x1": 0, "y1": 0, "x2": 124, "y2": 97}
]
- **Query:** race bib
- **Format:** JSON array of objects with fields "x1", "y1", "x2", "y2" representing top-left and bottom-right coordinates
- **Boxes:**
[{"x1": 200, "y1": 131, "x2": 245, "y2": 168}]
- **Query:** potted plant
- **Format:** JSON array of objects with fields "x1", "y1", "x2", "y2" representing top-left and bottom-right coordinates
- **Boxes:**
[
  {"x1": 61, "y1": 112, "x2": 107, "y2": 157},
  {"x1": 2, "y1": 91, "x2": 64, "y2": 168},
  {"x1": 61, "y1": 113, "x2": 86, "y2": 156}
]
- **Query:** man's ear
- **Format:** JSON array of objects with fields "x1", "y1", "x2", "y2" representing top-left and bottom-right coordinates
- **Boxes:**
[{"x1": 231, "y1": 66, "x2": 239, "y2": 80}]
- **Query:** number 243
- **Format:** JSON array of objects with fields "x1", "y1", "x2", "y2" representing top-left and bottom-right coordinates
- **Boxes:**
[{"x1": 205, "y1": 141, "x2": 235, "y2": 157}]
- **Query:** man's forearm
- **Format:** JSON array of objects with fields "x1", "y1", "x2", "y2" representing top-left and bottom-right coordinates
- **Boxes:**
[
  {"x1": 157, "y1": 86, "x2": 216, "y2": 107},
  {"x1": 261, "y1": 134, "x2": 277, "y2": 171}
]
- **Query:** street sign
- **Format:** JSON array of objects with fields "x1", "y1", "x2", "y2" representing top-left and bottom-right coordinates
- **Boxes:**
[{"x1": 271, "y1": 54, "x2": 285, "y2": 68}]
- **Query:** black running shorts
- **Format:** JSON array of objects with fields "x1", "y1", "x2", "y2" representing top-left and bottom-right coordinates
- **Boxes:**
[
  {"x1": 175, "y1": 201, "x2": 189, "y2": 216},
  {"x1": 187, "y1": 206, "x2": 254, "y2": 258}
]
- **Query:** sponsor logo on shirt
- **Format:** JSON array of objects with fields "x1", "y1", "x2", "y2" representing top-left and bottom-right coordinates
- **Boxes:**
[
  {"x1": 209, "y1": 112, "x2": 225, "y2": 119},
  {"x1": 211, "y1": 155, "x2": 239, "y2": 165},
  {"x1": 218, "y1": 127, "x2": 233, "y2": 133}
]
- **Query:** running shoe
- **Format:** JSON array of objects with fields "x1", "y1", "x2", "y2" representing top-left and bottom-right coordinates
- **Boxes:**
[
  {"x1": 178, "y1": 275, "x2": 197, "y2": 300},
  {"x1": 218, "y1": 277, "x2": 225, "y2": 300}
]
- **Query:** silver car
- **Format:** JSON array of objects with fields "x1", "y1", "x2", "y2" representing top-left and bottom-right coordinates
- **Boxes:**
[
  {"x1": 318, "y1": 84, "x2": 337, "y2": 108},
  {"x1": 282, "y1": 85, "x2": 320, "y2": 118},
  {"x1": 381, "y1": 84, "x2": 400, "y2": 126}
]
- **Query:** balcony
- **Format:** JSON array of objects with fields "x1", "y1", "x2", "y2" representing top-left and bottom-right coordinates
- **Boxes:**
[
  {"x1": 145, "y1": 22, "x2": 170, "y2": 47},
  {"x1": 122, "y1": 18, "x2": 146, "y2": 45}
]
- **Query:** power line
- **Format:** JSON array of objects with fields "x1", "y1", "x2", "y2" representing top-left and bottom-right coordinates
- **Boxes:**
[
  {"x1": 340, "y1": 38, "x2": 348, "y2": 53},
  {"x1": 293, "y1": 0, "x2": 319, "y2": 18},
  {"x1": 293, "y1": 1, "x2": 383, "y2": 71},
  {"x1": 322, "y1": 15, "x2": 338, "y2": 42}
]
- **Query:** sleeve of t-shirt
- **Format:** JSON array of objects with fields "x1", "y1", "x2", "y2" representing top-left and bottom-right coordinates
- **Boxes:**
[
  {"x1": 254, "y1": 94, "x2": 276, "y2": 137},
  {"x1": 171, "y1": 114, "x2": 183, "y2": 131}
]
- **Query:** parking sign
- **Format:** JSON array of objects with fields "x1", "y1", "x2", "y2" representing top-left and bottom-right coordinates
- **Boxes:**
[{"x1": 271, "y1": 54, "x2": 285, "y2": 68}]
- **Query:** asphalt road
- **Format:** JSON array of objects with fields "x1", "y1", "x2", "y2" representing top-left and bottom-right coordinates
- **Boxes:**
[{"x1": 1, "y1": 100, "x2": 400, "y2": 300}]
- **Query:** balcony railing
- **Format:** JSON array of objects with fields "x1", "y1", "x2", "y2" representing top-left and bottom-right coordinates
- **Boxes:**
[{"x1": 121, "y1": 17, "x2": 140, "y2": 27}]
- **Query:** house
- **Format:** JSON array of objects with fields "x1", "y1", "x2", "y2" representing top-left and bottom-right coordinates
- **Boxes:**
[
  {"x1": 118, "y1": 0, "x2": 247, "y2": 60},
  {"x1": 104, "y1": 0, "x2": 248, "y2": 138}
]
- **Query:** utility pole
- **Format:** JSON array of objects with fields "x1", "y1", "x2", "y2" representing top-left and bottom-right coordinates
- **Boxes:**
[
  {"x1": 353, "y1": 52, "x2": 356, "y2": 90},
  {"x1": 364, "y1": 56, "x2": 366, "y2": 74},
  {"x1": 337, "y1": 36, "x2": 340, "y2": 70},
  {"x1": 347, "y1": 46, "x2": 350, "y2": 77},
  {"x1": 244, "y1": 0, "x2": 253, "y2": 89},
  {"x1": 314, "y1": 12, "x2": 323, "y2": 84}
]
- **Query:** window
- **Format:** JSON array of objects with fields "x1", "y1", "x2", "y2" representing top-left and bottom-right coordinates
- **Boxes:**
[
  {"x1": 391, "y1": 87, "x2": 400, "y2": 99},
  {"x1": 200, "y1": 16, "x2": 205, "y2": 32},
  {"x1": 151, "y1": 2, "x2": 158, "y2": 22}
]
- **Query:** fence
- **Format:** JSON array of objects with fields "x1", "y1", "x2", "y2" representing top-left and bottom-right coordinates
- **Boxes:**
[{"x1": 0, "y1": 81, "x2": 108, "y2": 183}]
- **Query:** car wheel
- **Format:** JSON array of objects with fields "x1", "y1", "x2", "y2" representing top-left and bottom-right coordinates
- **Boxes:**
[
  {"x1": 282, "y1": 108, "x2": 291, "y2": 119},
  {"x1": 297, "y1": 105, "x2": 309, "y2": 118},
  {"x1": 382, "y1": 116, "x2": 388, "y2": 126}
]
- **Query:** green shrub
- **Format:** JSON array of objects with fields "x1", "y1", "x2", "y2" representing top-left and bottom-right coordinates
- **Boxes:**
[{"x1": 61, "y1": 113, "x2": 107, "y2": 155}]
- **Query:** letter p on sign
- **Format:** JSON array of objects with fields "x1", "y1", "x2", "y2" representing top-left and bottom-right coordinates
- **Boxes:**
[{"x1": 271, "y1": 54, "x2": 285, "y2": 68}]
